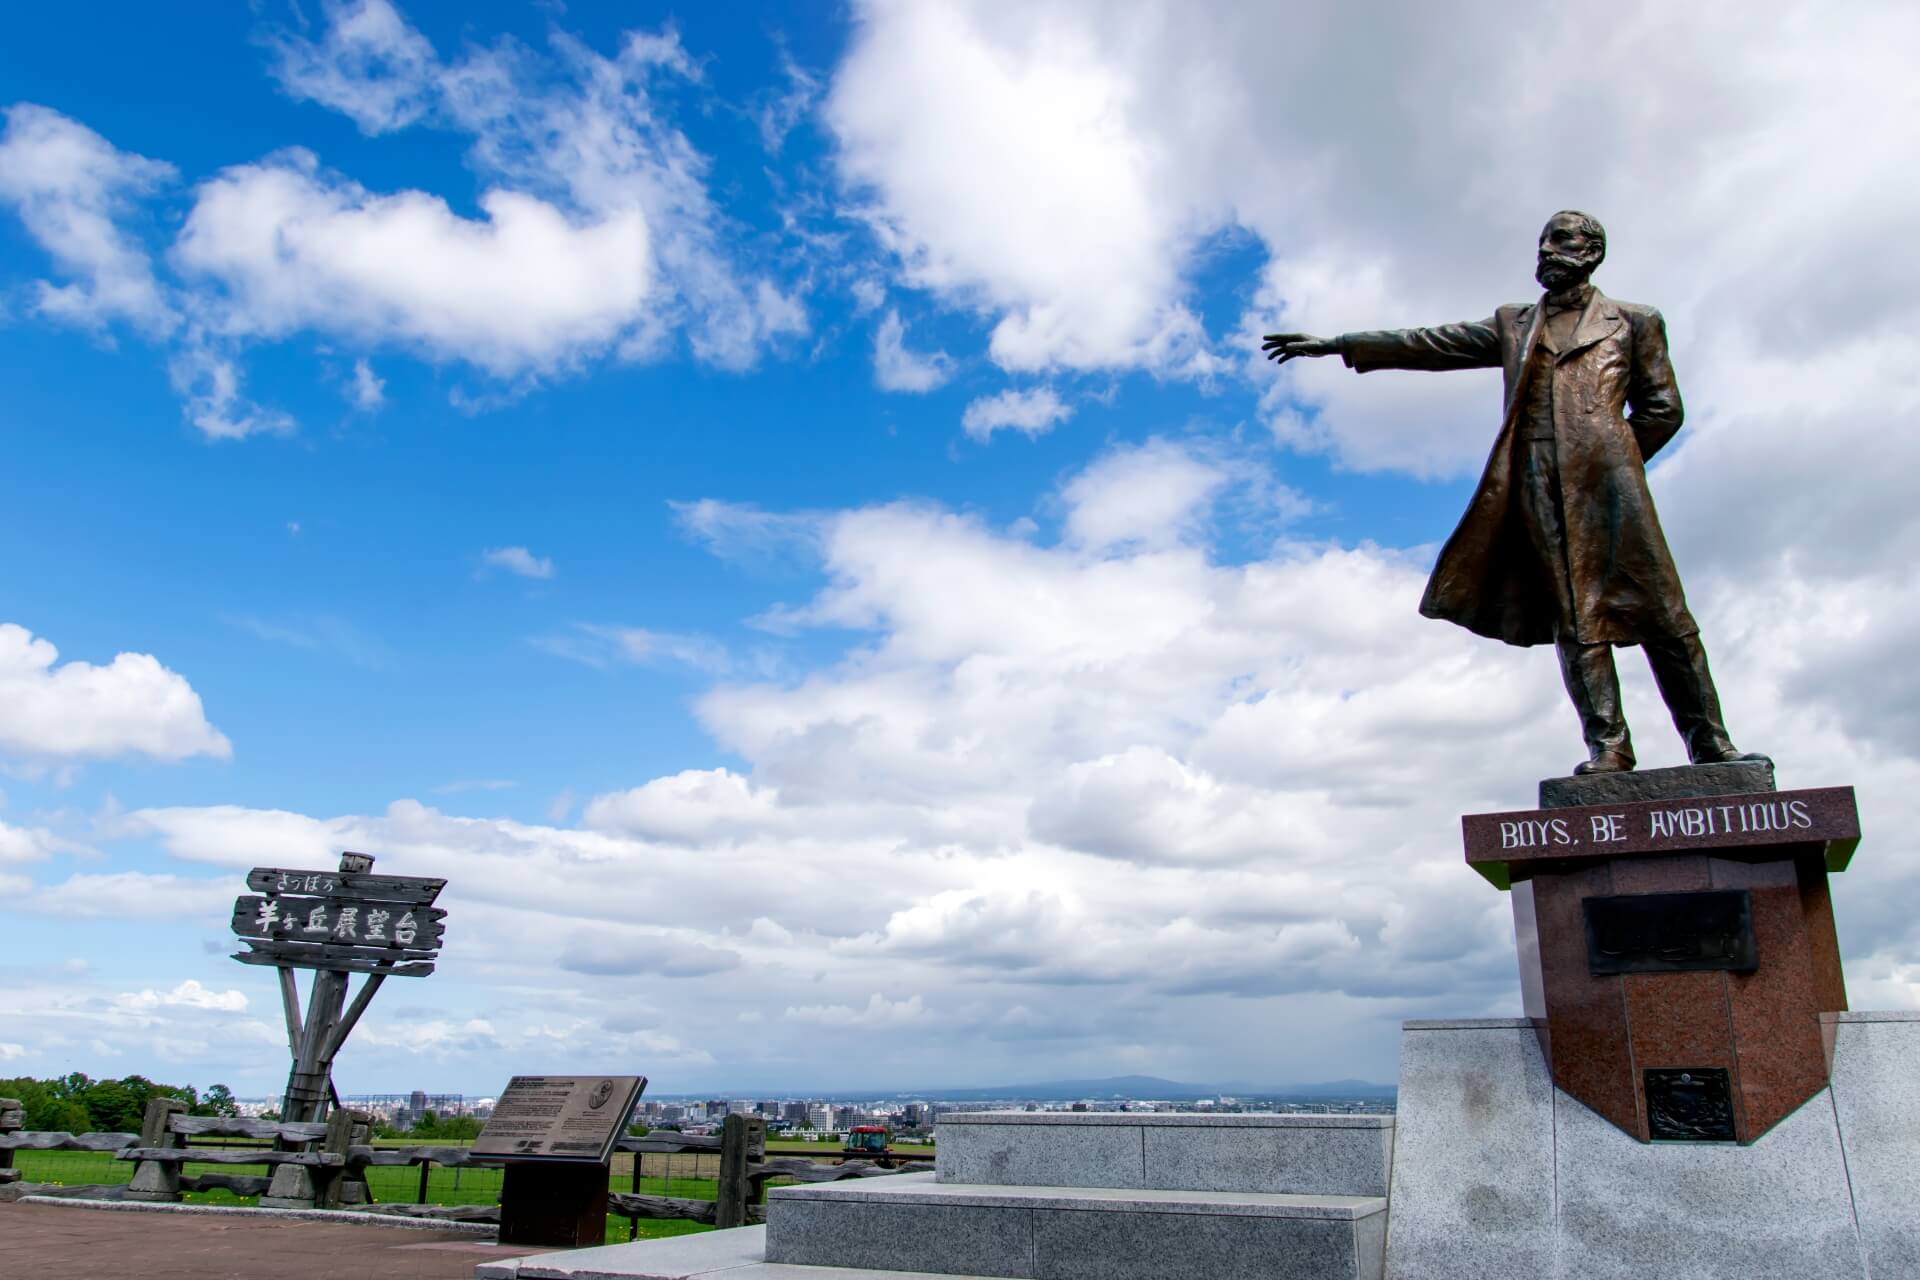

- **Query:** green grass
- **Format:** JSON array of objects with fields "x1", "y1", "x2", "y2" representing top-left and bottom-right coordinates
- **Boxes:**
[{"x1": 10, "y1": 1148, "x2": 724, "y2": 1245}]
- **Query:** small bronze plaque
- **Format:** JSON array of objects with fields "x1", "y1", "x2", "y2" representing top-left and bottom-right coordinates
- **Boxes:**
[
  {"x1": 1645, "y1": 1068, "x2": 1737, "y2": 1141},
  {"x1": 1583, "y1": 890, "x2": 1756, "y2": 975}
]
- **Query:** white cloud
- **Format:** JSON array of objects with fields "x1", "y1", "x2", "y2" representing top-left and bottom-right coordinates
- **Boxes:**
[
  {"x1": 348, "y1": 357, "x2": 385, "y2": 409},
  {"x1": 784, "y1": 993, "x2": 927, "y2": 1027},
  {"x1": 267, "y1": 0, "x2": 439, "y2": 136},
  {"x1": 226, "y1": 612, "x2": 391, "y2": 668},
  {"x1": 0, "y1": 817, "x2": 84, "y2": 865},
  {"x1": 0, "y1": 103, "x2": 177, "y2": 336},
  {"x1": 1060, "y1": 438, "x2": 1225, "y2": 552},
  {"x1": 872, "y1": 309, "x2": 954, "y2": 392},
  {"x1": 0, "y1": 1043, "x2": 23, "y2": 1061},
  {"x1": 0, "y1": 965, "x2": 284, "y2": 1079},
  {"x1": 480, "y1": 545, "x2": 555, "y2": 580},
  {"x1": 826, "y1": 0, "x2": 1920, "y2": 482},
  {"x1": 28, "y1": 871, "x2": 235, "y2": 921},
  {"x1": 0, "y1": 624, "x2": 231, "y2": 763},
  {"x1": 3, "y1": 7, "x2": 814, "y2": 442},
  {"x1": 753, "y1": 46, "x2": 824, "y2": 154},
  {"x1": 532, "y1": 624, "x2": 731, "y2": 674},
  {"x1": 827, "y1": 3, "x2": 1220, "y2": 376},
  {"x1": 849, "y1": 277, "x2": 886, "y2": 314},
  {"x1": 166, "y1": 339, "x2": 295, "y2": 440},
  {"x1": 961, "y1": 385, "x2": 1072, "y2": 442},
  {"x1": 258, "y1": 5, "x2": 806, "y2": 372},
  {"x1": 175, "y1": 153, "x2": 653, "y2": 376},
  {"x1": 432, "y1": 778, "x2": 515, "y2": 795},
  {"x1": 95, "y1": 424, "x2": 1920, "y2": 1085},
  {"x1": 560, "y1": 932, "x2": 743, "y2": 978},
  {"x1": 116, "y1": 979, "x2": 249, "y2": 1013},
  {"x1": 584, "y1": 768, "x2": 775, "y2": 843},
  {"x1": 669, "y1": 499, "x2": 823, "y2": 568}
]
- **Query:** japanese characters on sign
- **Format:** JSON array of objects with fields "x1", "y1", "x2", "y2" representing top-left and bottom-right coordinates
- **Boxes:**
[
  {"x1": 231, "y1": 895, "x2": 445, "y2": 949},
  {"x1": 230, "y1": 859, "x2": 448, "y2": 976}
]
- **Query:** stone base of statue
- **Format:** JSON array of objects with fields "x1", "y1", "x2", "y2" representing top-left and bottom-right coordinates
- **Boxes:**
[
  {"x1": 1464, "y1": 761, "x2": 1858, "y2": 1145},
  {"x1": 1383, "y1": 1013, "x2": 1920, "y2": 1279},
  {"x1": 1378, "y1": 762, "x2": 1914, "y2": 1278}
]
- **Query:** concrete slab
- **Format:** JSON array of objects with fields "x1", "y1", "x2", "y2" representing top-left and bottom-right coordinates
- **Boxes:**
[
  {"x1": 938, "y1": 1115, "x2": 1145, "y2": 1190},
  {"x1": 1825, "y1": 1011, "x2": 1920, "y2": 1279},
  {"x1": 476, "y1": 1226, "x2": 764, "y2": 1279},
  {"x1": 937, "y1": 1112, "x2": 1393, "y2": 1196},
  {"x1": 765, "y1": 1175, "x2": 1385, "y2": 1279},
  {"x1": 1384, "y1": 1019, "x2": 1556, "y2": 1280},
  {"x1": 1551, "y1": 1084, "x2": 1860, "y2": 1279},
  {"x1": 771, "y1": 1173, "x2": 1384, "y2": 1218},
  {"x1": 1384, "y1": 1015, "x2": 1919, "y2": 1278},
  {"x1": 475, "y1": 1224, "x2": 1012, "y2": 1279}
]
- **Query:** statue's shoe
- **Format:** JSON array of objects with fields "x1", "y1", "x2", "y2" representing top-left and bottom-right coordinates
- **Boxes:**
[
  {"x1": 1690, "y1": 745, "x2": 1773, "y2": 766},
  {"x1": 1574, "y1": 749, "x2": 1635, "y2": 775}
]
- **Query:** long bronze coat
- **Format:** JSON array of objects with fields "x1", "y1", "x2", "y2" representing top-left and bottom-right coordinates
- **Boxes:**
[{"x1": 1340, "y1": 290, "x2": 1697, "y2": 647}]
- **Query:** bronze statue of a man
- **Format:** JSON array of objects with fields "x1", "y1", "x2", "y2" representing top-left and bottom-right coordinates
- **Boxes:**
[{"x1": 1264, "y1": 211, "x2": 1762, "y2": 775}]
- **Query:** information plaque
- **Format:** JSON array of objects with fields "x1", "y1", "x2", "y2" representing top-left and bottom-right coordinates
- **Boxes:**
[
  {"x1": 474, "y1": 1075, "x2": 647, "y2": 1162},
  {"x1": 1582, "y1": 890, "x2": 1757, "y2": 976}
]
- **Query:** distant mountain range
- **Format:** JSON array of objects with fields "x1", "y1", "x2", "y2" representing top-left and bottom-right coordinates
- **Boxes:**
[{"x1": 820, "y1": 1074, "x2": 1396, "y2": 1103}]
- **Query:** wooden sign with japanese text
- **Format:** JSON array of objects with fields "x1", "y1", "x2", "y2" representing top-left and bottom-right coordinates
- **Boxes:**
[{"x1": 230, "y1": 860, "x2": 448, "y2": 977}]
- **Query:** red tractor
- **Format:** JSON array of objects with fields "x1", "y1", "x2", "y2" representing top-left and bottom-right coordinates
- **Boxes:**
[
  {"x1": 842, "y1": 1125, "x2": 893, "y2": 1160},
  {"x1": 840, "y1": 1125, "x2": 932, "y2": 1168}
]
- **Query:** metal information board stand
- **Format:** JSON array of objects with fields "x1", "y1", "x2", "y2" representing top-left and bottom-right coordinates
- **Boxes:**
[{"x1": 477, "y1": 1075, "x2": 647, "y2": 1246}]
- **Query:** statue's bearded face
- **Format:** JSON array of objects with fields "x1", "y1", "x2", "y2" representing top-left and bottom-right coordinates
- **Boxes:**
[{"x1": 1536, "y1": 214, "x2": 1604, "y2": 292}]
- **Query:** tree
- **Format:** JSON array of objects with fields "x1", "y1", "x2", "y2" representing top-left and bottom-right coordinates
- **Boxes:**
[
  {"x1": 0, "y1": 1078, "x2": 89, "y2": 1133},
  {"x1": 78, "y1": 1077, "x2": 143, "y2": 1132},
  {"x1": 198, "y1": 1085, "x2": 240, "y2": 1118}
]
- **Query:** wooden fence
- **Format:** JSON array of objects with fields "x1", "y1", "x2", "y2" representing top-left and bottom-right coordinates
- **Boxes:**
[{"x1": 0, "y1": 1107, "x2": 911, "y2": 1233}]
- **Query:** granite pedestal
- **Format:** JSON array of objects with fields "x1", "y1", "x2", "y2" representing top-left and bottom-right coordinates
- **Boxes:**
[
  {"x1": 1384, "y1": 1014, "x2": 1920, "y2": 1279},
  {"x1": 1465, "y1": 762, "x2": 1860, "y2": 1143}
]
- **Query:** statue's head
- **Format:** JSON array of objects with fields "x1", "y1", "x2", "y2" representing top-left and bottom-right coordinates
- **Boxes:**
[{"x1": 1536, "y1": 210, "x2": 1606, "y2": 293}]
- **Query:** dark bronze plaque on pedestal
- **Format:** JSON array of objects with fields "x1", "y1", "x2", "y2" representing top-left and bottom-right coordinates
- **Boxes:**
[
  {"x1": 1583, "y1": 890, "x2": 1756, "y2": 975},
  {"x1": 1645, "y1": 1068, "x2": 1737, "y2": 1141}
]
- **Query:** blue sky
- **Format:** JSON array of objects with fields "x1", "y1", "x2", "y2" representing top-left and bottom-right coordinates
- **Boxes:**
[{"x1": 4, "y1": 1, "x2": 1918, "y2": 1098}]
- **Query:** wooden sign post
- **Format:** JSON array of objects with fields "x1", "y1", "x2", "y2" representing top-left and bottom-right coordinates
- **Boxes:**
[{"x1": 230, "y1": 851, "x2": 448, "y2": 1124}]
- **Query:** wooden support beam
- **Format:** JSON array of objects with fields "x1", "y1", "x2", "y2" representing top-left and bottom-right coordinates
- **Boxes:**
[
  {"x1": 278, "y1": 966, "x2": 304, "y2": 1056},
  {"x1": 323, "y1": 971, "x2": 386, "y2": 1062}
]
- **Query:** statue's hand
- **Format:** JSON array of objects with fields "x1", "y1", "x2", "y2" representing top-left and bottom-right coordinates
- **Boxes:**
[{"x1": 1261, "y1": 332, "x2": 1340, "y2": 364}]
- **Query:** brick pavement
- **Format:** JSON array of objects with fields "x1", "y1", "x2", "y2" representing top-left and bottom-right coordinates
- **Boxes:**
[{"x1": 0, "y1": 1201, "x2": 554, "y2": 1280}]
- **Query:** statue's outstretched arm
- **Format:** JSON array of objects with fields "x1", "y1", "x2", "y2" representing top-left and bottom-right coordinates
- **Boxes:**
[{"x1": 1337, "y1": 318, "x2": 1500, "y2": 374}]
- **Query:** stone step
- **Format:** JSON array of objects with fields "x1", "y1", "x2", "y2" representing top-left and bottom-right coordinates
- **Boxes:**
[
  {"x1": 936, "y1": 1111, "x2": 1393, "y2": 1197},
  {"x1": 765, "y1": 1172, "x2": 1387, "y2": 1280},
  {"x1": 475, "y1": 1224, "x2": 998, "y2": 1279}
]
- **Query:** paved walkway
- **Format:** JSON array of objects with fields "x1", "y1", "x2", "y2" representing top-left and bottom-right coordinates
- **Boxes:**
[{"x1": 1, "y1": 1201, "x2": 554, "y2": 1279}]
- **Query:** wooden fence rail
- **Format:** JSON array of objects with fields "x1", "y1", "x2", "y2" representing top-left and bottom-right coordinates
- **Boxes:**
[{"x1": 0, "y1": 1107, "x2": 919, "y2": 1235}]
